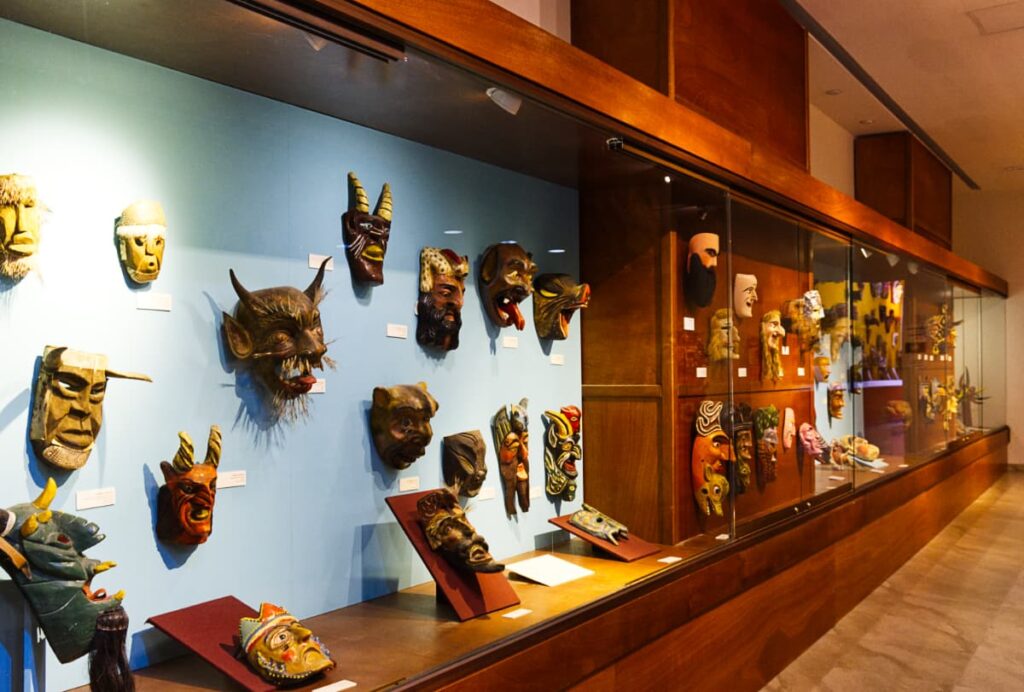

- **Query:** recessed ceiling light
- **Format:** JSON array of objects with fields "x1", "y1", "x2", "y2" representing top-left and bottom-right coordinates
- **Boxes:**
[
  {"x1": 825, "y1": 88, "x2": 843, "y2": 96},
  {"x1": 859, "y1": 119, "x2": 875, "y2": 125}
]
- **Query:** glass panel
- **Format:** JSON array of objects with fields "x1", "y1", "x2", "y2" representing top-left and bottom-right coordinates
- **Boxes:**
[
  {"x1": 980, "y1": 290, "x2": 1007, "y2": 430},
  {"x1": 952, "y1": 284, "x2": 984, "y2": 439}
]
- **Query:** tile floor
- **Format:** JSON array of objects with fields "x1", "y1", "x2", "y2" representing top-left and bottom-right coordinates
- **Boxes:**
[{"x1": 764, "y1": 469, "x2": 1024, "y2": 691}]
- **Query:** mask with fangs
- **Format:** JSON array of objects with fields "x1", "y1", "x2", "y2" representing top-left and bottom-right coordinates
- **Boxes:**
[{"x1": 478, "y1": 243, "x2": 538, "y2": 330}]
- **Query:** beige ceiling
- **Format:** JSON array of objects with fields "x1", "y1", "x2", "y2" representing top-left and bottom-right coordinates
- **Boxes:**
[{"x1": 800, "y1": 0, "x2": 1024, "y2": 192}]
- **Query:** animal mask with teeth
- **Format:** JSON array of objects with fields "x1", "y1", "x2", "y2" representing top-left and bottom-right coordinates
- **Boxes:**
[
  {"x1": 157, "y1": 426, "x2": 222, "y2": 545},
  {"x1": 478, "y1": 243, "x2": 538, "y2": 330}
]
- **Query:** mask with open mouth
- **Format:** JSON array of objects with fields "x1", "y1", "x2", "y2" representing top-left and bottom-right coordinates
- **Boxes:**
[
  {"x1": 479, "y1": 243, "x2": 538, "y2": 330},
  {"x1": 722, "y1": 402, "x2": 753, "y2": 493},
  {"x1": 543, "y1": 405, "x2": 582, "y2": 501},
  {"x1": 370, "y1": 382, "x2": 439, "y2": 469},
  {"x1": 240, "y1": 602, "x2": 336, "y2": 686},
  {"x1": 223, "y1": 258, "x2": 333, "y2": 420},
  {"x1": 493, "y1": 398, "x2": 530, "y2": 516},
  {"x1": 417, "y1": 247, "x2": 470, "y2": 352},
  {"x1": 417, "y1": 488, "x2": 504, "y2": 573},
  {"x1": 115, "y1": 199, "x2": 166, "y2": 284},
  {"x1": 692, "y1": 400, "x2": 734, "y2": 517},
  {"x1": 157, "y1": 426, "x2": 222, "y2": 545},
  {"x1": 532, "y1": 273, "x2": 591, "y2": 340},
  {"x1": 0, "y1": 479, "x2": 124, "y2": 663},
  {"x1": 798, "y1": 423, "x2": 830, "y2": 465},
  {"x1": 342, "y1": 171, "x2": 391, "y2": 285},
  {"x1": 760, "y1": 309, "x2": 786, "y2": 383}
]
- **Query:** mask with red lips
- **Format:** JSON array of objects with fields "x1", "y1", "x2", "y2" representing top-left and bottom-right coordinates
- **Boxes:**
[
  {"x1": 544, "y1": 405, "x2": 582, "y2": 501},
  {"x1": 479, "y1": 243, "x2": 538, "y2": 330},
  {"x1": 223, "y1": 258, "x2": 333, "y2": 420},
  {"x1": 157, "y1": 426, "x2": 221, "y2": 545}
]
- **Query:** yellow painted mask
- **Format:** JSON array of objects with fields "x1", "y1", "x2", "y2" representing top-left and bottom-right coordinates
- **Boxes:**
[
  {"x1": 116, "y1": 200, "x2": 166, "y2": 284},
  {"x1": 239, "y1": 603, "x2": 335, "y2": 686},
  {"x1": 0, "y1": 173, "x2": 41, "y2": 281}
]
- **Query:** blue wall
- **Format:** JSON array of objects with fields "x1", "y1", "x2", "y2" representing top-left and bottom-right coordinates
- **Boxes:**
[{"x1": 0, "y1": 18, "x2": 582, "y2": 690}]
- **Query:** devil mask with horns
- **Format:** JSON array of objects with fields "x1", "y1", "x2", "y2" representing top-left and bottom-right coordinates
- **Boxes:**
[
  {"x1": 543, "y1": 405, "x2": 582, "y2": 501},
  {"x1": 157, "y1": 426, "x2": 222, "y2": 545},
  {"x1": 342, "y1": 171, "x2": 392, "y2": 285},
  {"x1": 0, "y1": 479, "x2": 124, "y2": 663},
  {"x1": 223, "y1": 258, "x2": 332, "y2": 420}
]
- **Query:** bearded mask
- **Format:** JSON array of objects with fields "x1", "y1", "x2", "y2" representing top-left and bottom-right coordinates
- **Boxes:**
[
  {"x1": 685, "y1": 232, "x2": 719, "y2": 308},
  {"x1": 798, "y1": 423, "x2": 829, "y2": 465},
  {"x1": 493, "y1": 398, "x2": 530, "y2": 516},
  {"x1": 828, "y1": 384, "x2": 846, "y2": 424},
  {"x1": 707, "y1": 308, "x2": 740, "y2": 362},
  {"x1": 532, "y1": 273, "x2": 591, "y2": 340},
  {"x1": 0, "y1": 479, "x2": 124, "y2": 663},
  {"x1": 754, "y1": 406, "x2": 780, "y2": 483},
  {"x1": 30, "y1": 346, "x2": 151, "y2": 470},
  {"x1": 222, "y1": 259, "x2": 331, "y2": 420},
  {"x1": 0, "y1": 173, "x2": 41, "y2": 282},
  {"x1": 370, "y1": 382, "x2": 438, "y2": 470},
  {"x1": 478, "y1": 243, "x2": 538, "y2": 330},
  {"x1": 342, "y1": 171, "x2": 391, "y2": 285},
  {"x1": 813, "y1": 355, "x2": 831, "y2": 385},
  {"x1": 543, "y1": 405, "x2": 581, "y2": 502},
  {"x1": 692, "y1": 400, "x2": 733, "y2": 516},
  {"x1": 417, "y1": 488, "x2": 503, "y2": 573},
  {"x1": 116, "y1": 200, "x2": 166, "y2": 284},
  {"x1": 569, "y1": 504, "x2": 629, "y2": 545},
  {"x1": 723, "y1": 402, "x2": 753, "y2": 493},
  {"x1": 416, "y1": 247, "x2": 469, "y2": 352},
  {"x1": 443, "y1": 430, "x2": 488, "y2": 497},
  {"x1": 733, "y1": 273, "x2": 758, "y2": 319},
  {"x1": 760, "y1": 310, "x2": 785, "y2": 383},
  {"x1": 239, "y1": 602, "x2": 335, "y2": 686},
  {"x1": 157, "y1": 426, "x2": 222, "y2": 545}
]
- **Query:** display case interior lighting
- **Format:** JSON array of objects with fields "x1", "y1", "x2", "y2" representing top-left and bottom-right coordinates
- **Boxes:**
[
  {"x1": 886, "y1": 253, "x2": 900, "y2": 267},
  {"x1": 908, "y1": 261, "x2": 920, "y2": 275},
  {"x1": 443, "y1": 229, "x2": 463, "y2": 235},
  {"x1": 548, "y1": 248, "x2": 566, "y2": 254},
  {"x1": 486, "y1": 87, "x2": 523, "y2": 116},
  {"x1": 664, "y1": 175, "x2": 671, "y2": 183},
  {"x1": 860, "y1": 247, "x2": 873, "y2": 259}
]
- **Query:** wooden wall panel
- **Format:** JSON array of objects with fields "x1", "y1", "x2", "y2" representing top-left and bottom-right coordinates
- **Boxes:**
[
  {"x1": 571, "y1": 0, "x2": 671, "y2": 94},
  {"x1": 854, "y1": 132, "x2": 910, "y2": 226},
  {"x1": 911, "y1": 136, "x2": 953, "y2": 249},
  {"x1": 672, "y1": 0, "x2": 808, "y2": 170}
]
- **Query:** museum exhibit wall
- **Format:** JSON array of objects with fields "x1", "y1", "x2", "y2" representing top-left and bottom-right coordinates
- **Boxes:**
[{"x1": 0, "y1": 17, "x2": 583, "y2": 689}]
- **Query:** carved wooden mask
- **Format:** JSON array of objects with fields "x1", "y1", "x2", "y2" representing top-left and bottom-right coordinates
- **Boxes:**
[
  {"x1": 417, "y1": 247, "x2": 469, "y2": 352},
  {"x1": 493, "y1": 398, "x2": 530, "y2": 516},
  {"x1": 478, "y1": 242, "x2": 538, "y2": 330},
  {"x1": 342, "y1": 171, "x2": 391, "y2": 285},
  {"x1": 417, "y1": 488, "x2": 503, "y2": 573},
  {"x1": 442, "y1": 430, "x2": 487, "y2": 497},
  {"x1": 0, "y1": 173, "x2": 40, "y2": 282},
  {"x1": 543, "y1": 405, "x2": 581, "y2": 501},
  {"x1": 532, "y1": 273, "x2": 591, "y2": 340},
  {"x1": 240, "y1": 603, "x2": 335, "y2": 685},
  {"x1": 157, "y1": 426, "x2": 221, "y2": 545},
  {"x1": 116, "y1": 200, "x2": 166, "y2": 284},
  {"x1": 370, "y1": 382, "x2": 438, "y2": 469},
  {"x1": 692, "y1": 400, "x2": 733, "y2": 517}
]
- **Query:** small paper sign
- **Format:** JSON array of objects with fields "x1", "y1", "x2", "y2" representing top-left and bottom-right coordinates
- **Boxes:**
[
  {"x1": 506, "y1": 554, "x2": 593, "y2": 587},
  {"x1": 136, "y1": 293, "x2": 172, "y2": 312},
  {"x1": 657, "y1": 556, "x2": 683, "y2": 565},
  {"x1": 737, "y1": 367, "x2": 747, "y2": 378},
  {"x1": 310, "y1": 378, "x2": 326, "y2": 394},
  {"x1": 219, "y1": 470, "x2": 247, "y2": 489},
  {"x1": 714, "y1": 533, "x2": 730, "y2": 541},
  {"x1": 76, "y1": 487, "x2": 116, "y2": 511},
  {"x1": 386, "y1": 323, "x2": 408, "y2": 339},
  {"x1": 797, "y1": 367, "x2": 806, "y2": 377},
  {"x1": 782, "y1": 345, "x2": 790, "y2": 356},
  {"x1": 398, "y1": 477, "x2": 420, "y2": 492},
  {"x1": 683, "y1": 317, "x2": 696, "y2": 331},
  {"x1": 502, "y1": 608, "x2": 533, "y2": 620},
  {"x1": 550, "y1": 354, "x2": 566, "y2": 366},
  {"x1": 529, "y1": 486, "x2": 543, "y2": 499},
  {"x1": 308, "y1": 254, "x2": 335, "y2": 271},
  {"x1": 313, "y1": 682, "x2": 356, "y2": 692},
  {"x1": 502, "y1": 335, "x2": 519, "y2": 349},
  {"x1": 477, "y1": 487, "x2": 496, "y2": 501},
  {"x1": 695, "y1": 367, "x2": 708, "y2": 378}
]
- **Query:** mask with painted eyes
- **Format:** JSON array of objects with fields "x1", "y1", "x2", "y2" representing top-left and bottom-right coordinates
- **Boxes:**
[
  {"x1": 543, "y1": 405, "x2": 581, "y2": 501},
  {"x1": 342, "y1": 171, "x2": 391, "y2": 285},
  {"x1": 417, "y1": 488, "x2": 503, "y2": 573},
  {"x1": 685, "y1": 232, "x2": 719, "y2": 308},
  {"x1": 479, "y1": 243, "x2": 538, "y2": 330},
  {"x1": 157, "y1": 426, "x2": 221, "y2": 545},
  {"x1": 828, "y1": 384, "x2": 846, "y2": 424},
  {"x1": 29, "y1": 347, "x2": 151, "y2": 470},
  {"x1": 222, "y1": 259, "x2": 332, "y2": 421},
  {"x1": 733, "y1": 273, "x2": 758, "y2": 319},
  {"x1": 442, "y1": 430, "x2": 488, "y2": 497},
  {"x1": 813, "y1": 355, "x2": 831, "y2": 385},
  {"x1": 754, "y1": 405, "x2": 780, "y2": 483},
  {"x1": 417, "y1": 247, "x2": 469, "y2": 352},
  {"x1": 783, "y1": 407, "x2": 796, "y2": 450},
  {"x1": 708, "y1": 308, "x2": 741, "y2": 362},
  {"x1": 798, "y1": 423, "x2": 830, "y2": 465},
  {"x1": 760, "y1": 310, "x2": 786, "y2": 383},
  {"x1": 532, "y1": 273, "x2": 591, "y2": 340},
  {"x1": 240, "y1": 603, "x2": 335, "y2": 686},
  {"x1": 116, "y1": 200, "x2": 166, "y2": 284},
  {"x1": 569, "y1": 504, "x2": 629, "y2": 545},
  {"x1": 692, "y1": 400, "x2": 733, "y2": 516},
  {"x1": 493, "y1": 398, "x2": 530, "y2": 516},
  {"x1": 0, "y1": 173, "x2": 41, "y2": 282},
  {"x1": 723, "y1": 402, "x2": 753, "y2": 494},
  {"x1": 370, "y1": 382, "x2": 439, "y2": 470}
]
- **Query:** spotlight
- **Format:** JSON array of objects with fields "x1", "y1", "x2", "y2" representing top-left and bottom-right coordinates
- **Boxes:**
[{"x1": 486, "y1": 87, "x2": 522, "y2": 116}]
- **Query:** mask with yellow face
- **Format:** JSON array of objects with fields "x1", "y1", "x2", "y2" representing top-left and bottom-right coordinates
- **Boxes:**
[
  {"x1": 116, "y1": 200, "x2": 166, "y2": 284},
  {"x1": 0, "y1": 173, "x2": 41, "y2": 282},
  {"x1": 239, "y1": 603, "x2": 336, "y2": 686}
]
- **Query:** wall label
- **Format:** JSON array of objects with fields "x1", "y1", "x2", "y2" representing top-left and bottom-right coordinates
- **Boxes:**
[
  {"x1": 550, "y1": 354, "x2": 566, "y2": 366},
  {"x1": 386, "y1": 323, "x2": 408, "y2": 339},
  {"x1": 76, "y1": 487, "x2": 116, "y2": 511},
  {"x1": 308, "y1": 254, "x2": 335, "y2": 271},
  {"x1": 136, "y1": 292, "x2": 172, "y2": 312},
  {"x1": 219, "y1": 470, "x2": 247, "y2": 489},
  {"x1": 502, "y1": 335, "x2": 519, "y2": 349},
  {"x1": 399, "y1": 477, "x2": 420, "y2": 492}
]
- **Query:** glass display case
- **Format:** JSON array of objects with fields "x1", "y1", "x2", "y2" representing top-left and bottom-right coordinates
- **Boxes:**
[{"x1": 0, "y1": 2, "x2": 1008, "y2": 690}]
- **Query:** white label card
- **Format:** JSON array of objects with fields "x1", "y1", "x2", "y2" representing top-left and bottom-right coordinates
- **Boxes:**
[
  {"x1": 782, "y1": 345, "x2": 791, "y2": 355},
  {"x1": 797, "y1": 367, "x2": 806, "y2": 377},
  {"x1": 313, "y1": 681, "x2": 356, "y2": 692},
  {"x1": 737, "y1": 367, "x2": 748, "y2": 378},
  {"x1": 550, "y1": 354, "x2": 566, "y2": 366},
  {"x1": 386, "y1": 323, "x2": 408, "y2": 339},
  {"x1": 136, "y1": 293, "x2": 172, "y2": 312},
  {"x1": 714, "y1": 533, "x2": 730, "y2": 541},
  {"x1": 502, "y1": 335, "x2": 519, "y2": 349},
  {"x1": 506, "y1": 554, "x2": 594, "y2": 587},
  {"x1": 399, "y1": 477, "x2": 420, "y2": 492},
  {"x1": 308, "y1": 254, "x2": 335, "y2": 271},
  {"x1": 502, "y1": 608, "x2": 533, "y2": 620},
  {"x1": 695, "y1": 367, "x2": 708, "y2": 378},
  {"x1": 529, "y1": 485, "x2": 543, "y2": 499},
  {"x1": 310, "y1": 379, "x2": 326, "y2": 394},
  {"x1": 828, "y1": 475, "x2": 846, "y2": 482},
  {"x1": 76, "y1": 487, "x2": 116, "y2": 511},
  {"x1": 657, "y1": 556, "x2": 683, "y2": 565},
  {"x1": 477, "y1": 487, "x2": 496, "y2": 501},
  {"x1": 219, "y1": 470, "x2": 247, "y2": 489},
  {"x1": 683, "y1": 316, "x2": 696, "y2": 331}
]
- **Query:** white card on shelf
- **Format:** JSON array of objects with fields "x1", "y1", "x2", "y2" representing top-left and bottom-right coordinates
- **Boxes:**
[
  {"x1": 136, "y1": 293, "x2": 172, "y2": 312},
  {"x1": 506, "y1": 554, "x2": 593, "y2": 587},
  {"x1": 797, "y1": 367, "x2": 806, "y2": 377},
  {"x1": 695, "y1": 367, "x2": 708, "y2": 378},
  {"x1": 828, "y1": 475, "x2": 846, "y2": 482},
  {"x1": 550, "y1": 354, "x2": 566, "y2": 366},
  {"x1": 308, "y1": 254, "x2": 335, "y2": 271},
  {"x1": 714, "y1": 533, "x2": 730, "y2": 541},
  {"x1": 529, "y1": 485, "x2": 543, "y2": 499},
  {"x1": 76, "y1": 487, "x2": 116, "y2": 511},
  {"x1": 683, "y1": 316, "x2": 695, "y2": 331},
  {"x1": 657, "y1": 556, "x2": 683, "y2": 565},
  {"x1": 386, "y1": 323, "x2": 408, "y2": 339},
  {"x1": 219, "y1": 470, "x2": 247, "y2": 489},
  {"x1": 477, "y1": 487, "x2": 496, "y2": 501},
  {"x1": 781, "y1": 345, "x2": 790, "y2": 355},
  {"x1": 502, "y1": 335, "x2": 519, "y2": 349},
  {"x1": 313, "y1": 681, "x2": 356, "y2": 692},
  {"x1": 399, "y1": 476, "x2": 420, "y2": 492},
  {"x1": 310, "y1": 378, "x2": 326, "y2": 394},
  {"x1": 502, "y1": 608, "x2": 533, "y2": 620},
  {"x1": 898, "y1": 464, "x2": 910, "y2": 468},
  {"x1": 737, "y1": 367, "x2": 748, "y2": 378}
]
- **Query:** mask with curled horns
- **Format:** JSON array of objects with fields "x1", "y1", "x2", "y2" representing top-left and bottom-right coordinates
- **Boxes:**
[
  {"x1": 157, "y1": 426, "x2": 222, "y2": 545},
  {"x1": 222, "y1": 258, "x2": 332, "y2": 420},
  {"x1": 342, "y1": 171, "x2": 391, "y2": 285}
]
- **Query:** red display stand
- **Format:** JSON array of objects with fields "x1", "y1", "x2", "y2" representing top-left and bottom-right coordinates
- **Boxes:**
[
  {"x1": 147, "y1": 596, "x2": 275, "y2": 692},
  {"x1": 549, "y1": 514, "x2": 662, "y2": 562},
  {"x1": 386, "y1": 490, "x2": 520, "y2": 621}
]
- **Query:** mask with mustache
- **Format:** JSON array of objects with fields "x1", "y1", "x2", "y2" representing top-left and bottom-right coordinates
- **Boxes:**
[
  {"x1": 543, "y1": 405, "x2": 582, "y2": 501},
  {"x1": 342, "y1": 171, "x2": 391, "y2": 285},
  {"x1": 417, "y1": 247, "x2": 469, "y2": 352},
  {"x1": 370, "y1": 382, "x2": 439, "y2": 470},
  {"x1": 479, "y1": 243, "x2": 538, "y2": 330}
]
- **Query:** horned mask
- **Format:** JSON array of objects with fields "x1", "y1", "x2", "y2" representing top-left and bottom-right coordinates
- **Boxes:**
[
  {"x1": 30, "y1": 346, "x2": 151, "y2": 470},
  {"x1": 543, "y1": 405, "x2": 581, "y2": 502},
  {"x1": 222, "y1": 259, "x2": 332, "y2": 420},
  {"x1": 157, "y1": 426, "x2": 222, "y2": 545},
  {"x1": 417, "y1": 247, "x2": 470, "y2": 352},
  {"x1": 342, "y1": 171, "x2": 391, "y2": 285}
]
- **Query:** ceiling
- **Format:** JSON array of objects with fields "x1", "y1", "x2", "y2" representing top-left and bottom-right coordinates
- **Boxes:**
[{"x1": 800, "y1": 0, "x2": 1024, "y2": 192}]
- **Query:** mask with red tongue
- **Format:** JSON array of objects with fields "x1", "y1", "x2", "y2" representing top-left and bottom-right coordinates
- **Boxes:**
[
  {"x1": 223, "y1": 258, "x2": 334, "y2": 421},
  {"x1": 478, "y1": 243, "x2": 538, "y2": 331}
]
